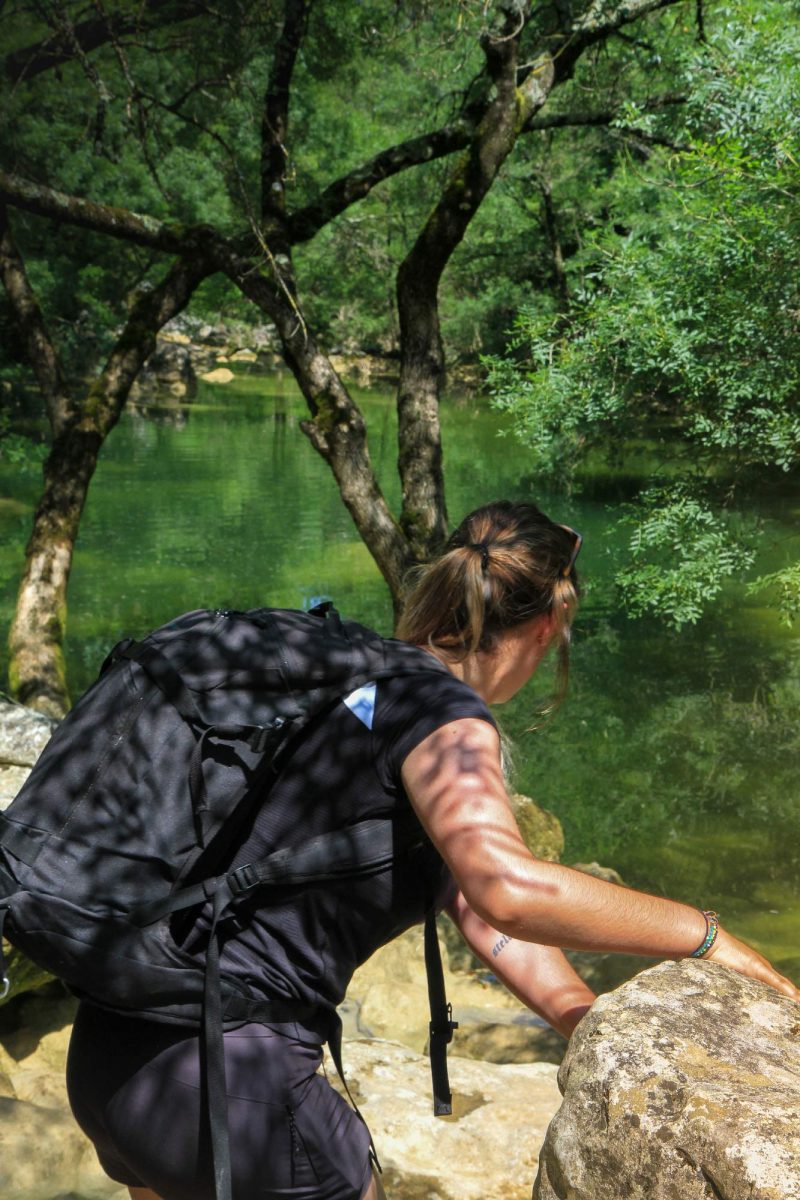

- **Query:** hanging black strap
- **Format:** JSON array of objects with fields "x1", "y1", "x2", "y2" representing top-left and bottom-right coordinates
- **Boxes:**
[
  {"x1": 327, "y1": 1012, "x2": 382, "y2": 1175},
  {"x1": 424, "y1": 910, "x2": 458, "y2": 1116},
  {"x1": 203, "y1": 880, "x2": 233, "y2": 1200},
  {"x1": 0, "y1": 907, "x2": 11, "y2": 1001}
]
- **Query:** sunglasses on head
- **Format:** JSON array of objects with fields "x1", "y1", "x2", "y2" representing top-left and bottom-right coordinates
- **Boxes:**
[{"x1": 557, "y1": 524, "x2": 583, "y2": 578}]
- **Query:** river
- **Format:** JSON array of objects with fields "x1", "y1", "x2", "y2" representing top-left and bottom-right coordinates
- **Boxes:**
[{"x1": 1, "y1": 368, "x2": 798, "y2": 977}]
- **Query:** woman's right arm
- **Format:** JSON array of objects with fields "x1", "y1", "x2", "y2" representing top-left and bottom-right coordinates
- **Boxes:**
[{"x1": 402, "y1": 717, "x2": 800, "y2": 1001}]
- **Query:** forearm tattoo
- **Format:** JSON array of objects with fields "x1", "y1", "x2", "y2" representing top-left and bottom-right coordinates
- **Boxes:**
[{"x1": 492, "y1": 934, "x2": 513, "y2": 957}]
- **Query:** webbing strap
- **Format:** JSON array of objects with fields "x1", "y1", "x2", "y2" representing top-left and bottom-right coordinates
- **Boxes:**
[
  {"x1": 117, "y1": 639, "x2": 208, "y2": 728},
  {"x1": 130, "y1": 818, "x2": 405, "y2": 927},
  {"x1": 424, "y1": 910, "x2": 458, "y2": 1116},
  {"x1": 204, "y1": 883, "x2": 232, "y2": 1200},
  {"x1": 0, "y1": 907, "x2": 10, "y2": 1000},
  {"x1": 328, "y1": 1012, "x2": 382, "y2": 1175}
]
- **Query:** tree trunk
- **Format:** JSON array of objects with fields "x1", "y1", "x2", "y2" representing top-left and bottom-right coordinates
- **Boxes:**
[
  {"x1": 8, "y1": 425, "x2": 103, "y2": 716},
  {"x1": 7, "y1": 254, "x2": 210, "y2": 714}
]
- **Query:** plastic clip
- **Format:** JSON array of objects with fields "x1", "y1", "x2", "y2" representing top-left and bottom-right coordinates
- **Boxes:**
[{"x1": 228, "y1": 862, "x2": 259, "y2": 898}]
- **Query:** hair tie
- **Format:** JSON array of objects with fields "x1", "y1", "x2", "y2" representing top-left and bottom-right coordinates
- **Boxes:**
[{"x1": 469, "y1": 541, "x2": 491, "y2": 572}]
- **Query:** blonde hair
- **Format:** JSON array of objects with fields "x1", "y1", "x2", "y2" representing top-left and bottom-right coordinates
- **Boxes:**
[{"x1": 396, "y1": 500, "x2": 580, "y2": 704}]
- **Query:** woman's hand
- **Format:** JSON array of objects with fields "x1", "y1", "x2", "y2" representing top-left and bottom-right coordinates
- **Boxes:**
[{"x1": 705, "y1": 927, "x2": 800, "y2": 1001}]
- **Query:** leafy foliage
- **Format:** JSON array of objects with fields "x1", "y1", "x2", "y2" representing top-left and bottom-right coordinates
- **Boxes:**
[{"x1": 486, "y1": 1, "x2": 800, "y2": 625}]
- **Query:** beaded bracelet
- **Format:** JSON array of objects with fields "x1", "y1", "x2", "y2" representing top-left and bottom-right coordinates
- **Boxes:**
[{"x1": 689, "y1": 910, "x2": 720, "y2": 958}]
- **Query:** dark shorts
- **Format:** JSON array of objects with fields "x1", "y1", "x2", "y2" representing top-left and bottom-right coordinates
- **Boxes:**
[{"x1": 66, "y1": 1004, "x2": 373, "y2": 1200}]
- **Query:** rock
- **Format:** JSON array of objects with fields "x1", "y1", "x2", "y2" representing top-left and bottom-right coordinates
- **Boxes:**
[
  {"x1": 534, "y1": 959, "x2": 800, "y2": 1200},
  {"x1": 230, "y1": 348, "x2": 258, "y2": 362},
  {"x1": 134, "y1": 341, "x2": 197, "y2": 399},
  {"x1": 511, "y1": 793, "x2": 564, "y2": 862},
  {"x1": 0, "y1": 699, "x2": 57, "y2": 812},
  {"x1": 453, "y1": 1019, "x2": 567, "y2": 1066},
  {"x1": 0, "y1": 988, "x2": 561, "y2": 1200},
  {"x1": 0, "y1": 702, "x2": 60, "y2": 1001},
  {"x1": 326, "y1": 1037, "x2": 562, "y2": 1200},
  {"x1": 0, "y1": 993, "x2": 125, "y2": 1200},
  {"x1": 198, "y1": 322, "x2": 229, "y2": 346},
  {"x1": 569, "y1": 861, "x2": 625, "y2": 886},
  {"x1": 201, "y1": 366, "x2": 235, "y2": 384},
  {"x1": 564, "y1": 948, "x2": 655, "y2": 996},
  {"x1": 344, "y1": 925, "x2": 571, "y2": 1070}
]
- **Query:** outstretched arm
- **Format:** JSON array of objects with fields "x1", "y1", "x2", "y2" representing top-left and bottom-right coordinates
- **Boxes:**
[
  {"x1": 403, "y1": 718, "x2": 800, "y2": 1002},
  {"x1": 446, "y1": 888, "x2": 595, "y2": 1037}
]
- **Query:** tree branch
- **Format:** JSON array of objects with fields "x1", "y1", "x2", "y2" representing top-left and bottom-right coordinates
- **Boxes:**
[
  {"x1": 288, "y1": 116, "x2": 477, "y2": 245},
  {"x1": 288, "y1": 89, "x2": 686, "y2": 246},
  {"x1": 394, "y1": 2, "x2": 547, "y2": 555},
  {"x1": 260, "y1": 0, "x2": 309, "y2": 233},
  {"x1": 552, "y1": 0, "x2": 686, "y2": 80},
  {"x1": 0, "y1": 205, "x2": 72, "y2": 434},
  {"x1": 94, "y1": 251, "x2": 214, "y2": 436},
  {"x1": 5, "y1": 0, "x2": 210, "y2": 85},
  {"x1": 0, "y1": 169, "x2": 198, "y2": 253}
]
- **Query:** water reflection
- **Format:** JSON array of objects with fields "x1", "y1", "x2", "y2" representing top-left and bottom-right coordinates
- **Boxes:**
[{"x1": 0, "y1": 370, "x2": 798, "y2": 974}]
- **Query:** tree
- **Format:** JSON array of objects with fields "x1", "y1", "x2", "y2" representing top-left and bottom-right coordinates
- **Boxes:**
[
  {"x1": 486, "y1": 0, "x2": 800, "y2": 626},
  {"x1": 1, "y1": 0, "x2": 690, "y2": 714}
]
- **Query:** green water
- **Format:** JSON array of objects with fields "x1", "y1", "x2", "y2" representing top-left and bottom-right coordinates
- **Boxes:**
[{"x1": 2, "y1": 370, "x2": 799, "y2": 977}]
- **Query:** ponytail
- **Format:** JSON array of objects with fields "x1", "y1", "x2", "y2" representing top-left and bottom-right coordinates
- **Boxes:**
[{"x1": 397, "y1": 500, "x2": 581, "y2": 705}]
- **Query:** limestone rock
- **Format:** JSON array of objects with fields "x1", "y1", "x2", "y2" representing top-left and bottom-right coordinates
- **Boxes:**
[
  {"x1": 326, "y1": 1037, "x2": 562, "y2": 1200},
  {"x1": 134, "y1": 340, "x2": 197, "y2": 399},
  {"x1": 453, "y1": 1019, "x2": 567, "y2": 1066},
  {"x1": 0, "y1": 702, "x2": 60, "y2": 1002},
  {"x1": 201, "y1": 366, "x2": 235, "y2": 383},
  {"x1": 347, "y1": 926, "x2": 524, "y2": 1054},
  {"x1": 534, "y1": 959, "x2": 800, "y2": 1200},
  {"x1": 0, "y1": 699, "x2": 56, "y2": 812},
  {"x1": 511, "y1": 793, "x2": 564, "y2": 862},
  {"x1": 0, "y1": 994, "x2": 125, "y2": 1200}
]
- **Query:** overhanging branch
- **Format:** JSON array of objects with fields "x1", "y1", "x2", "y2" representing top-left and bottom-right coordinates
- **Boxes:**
[
  {"x1": 5, "y1": 0, "x2": 210, "y2": 85},
  {"x1": 0, "y1": 169, "x2": 198, "y2": 253}
]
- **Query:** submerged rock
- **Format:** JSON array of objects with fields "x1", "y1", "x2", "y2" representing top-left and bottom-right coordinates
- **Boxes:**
[{"x1": 534, "y1": 958, "x2": 800, "y2": 1200}]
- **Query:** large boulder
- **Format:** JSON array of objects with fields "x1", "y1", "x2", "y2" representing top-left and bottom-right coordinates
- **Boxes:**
[
  {"x1": 326, "y1": 1037, "x2": 562, "y2": 1200},
  {"x1": 534, "y1": 959, "x2": 800, "y2": 1200},
  {"x1": 511, "y1": 793, "x2": 564, "y2": 862}
]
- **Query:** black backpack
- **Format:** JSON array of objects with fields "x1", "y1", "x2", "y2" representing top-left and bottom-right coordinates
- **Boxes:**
[{"x1": 0, "y1": 603, "x2": 459, "y2": 1196}]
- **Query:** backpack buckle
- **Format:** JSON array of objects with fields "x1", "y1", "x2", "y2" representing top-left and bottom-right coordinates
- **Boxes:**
[
  {"x1": 249, "y1": 718, "x2": 285, "y2": 753},
  {"x1": 228, "y1": 862, "x2": 259, "y2": 897},
  {"x1": 429, "y1": 1002, "x2": 458, "y2": 1044}
]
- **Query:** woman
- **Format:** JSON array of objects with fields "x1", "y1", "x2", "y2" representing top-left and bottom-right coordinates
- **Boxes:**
[{"x1": 67, "y1": 500, "x2": 800, "y2": 1200}]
